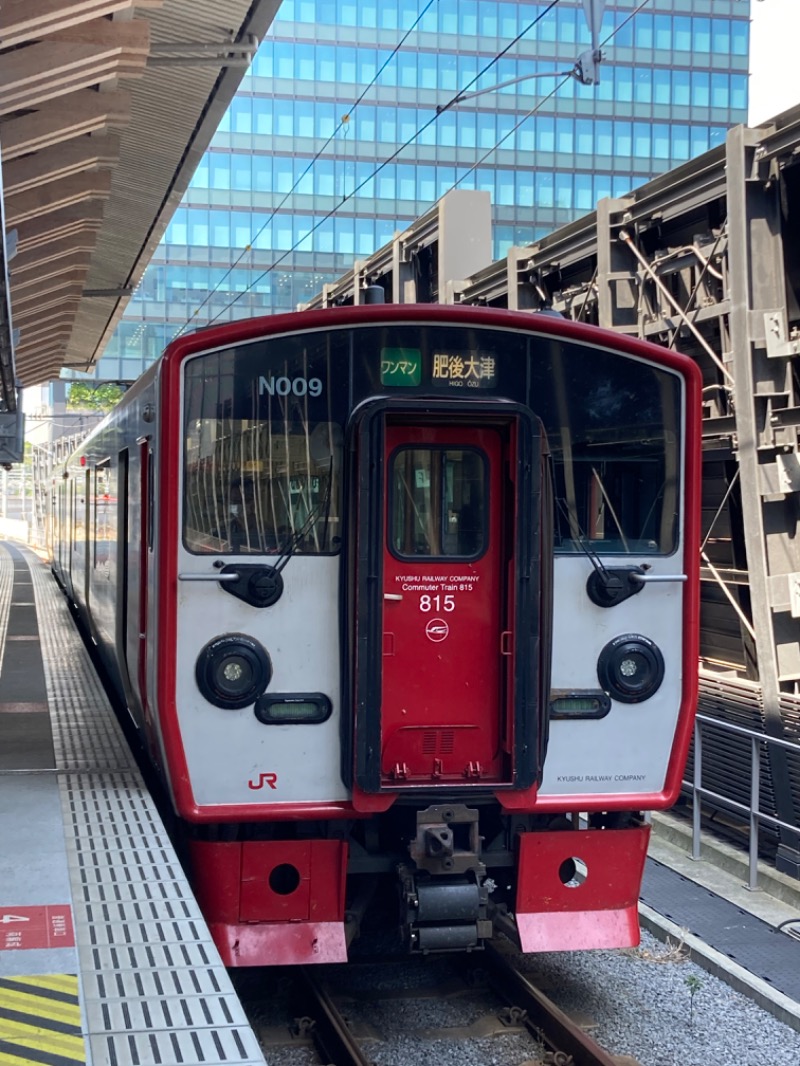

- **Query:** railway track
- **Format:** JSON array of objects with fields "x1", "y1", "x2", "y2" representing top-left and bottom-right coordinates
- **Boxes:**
[{"x1": 245, "y1": 942, "x2": 638, "y2": 1066}]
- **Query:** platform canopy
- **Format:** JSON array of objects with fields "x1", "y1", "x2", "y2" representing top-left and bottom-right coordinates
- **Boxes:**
[{"x1": 0, "y1": 0, "x2": 280, "y2": 410}]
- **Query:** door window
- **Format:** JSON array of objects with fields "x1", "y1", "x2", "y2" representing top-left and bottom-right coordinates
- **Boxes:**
[{"x1": 390, "y1": 447, "x2": 486, "y2": 559}]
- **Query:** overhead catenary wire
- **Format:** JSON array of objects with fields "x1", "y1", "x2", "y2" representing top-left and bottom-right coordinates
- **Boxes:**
[
  {"x1": 174, "y1": 0, "x2": 440, "y2": 337},
  {"x1": 207, "y1": 0, "x2": 653, "y2": 324}
]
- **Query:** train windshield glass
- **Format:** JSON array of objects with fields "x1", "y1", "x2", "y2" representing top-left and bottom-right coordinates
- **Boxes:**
[{"x1": 182, "y1": 340, "x2": 344, "y2": 555}]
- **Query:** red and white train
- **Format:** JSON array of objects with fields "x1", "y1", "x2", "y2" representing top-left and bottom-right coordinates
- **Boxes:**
[{"x1": 50, "y1": 303, "x2": 700, "y2": 966}]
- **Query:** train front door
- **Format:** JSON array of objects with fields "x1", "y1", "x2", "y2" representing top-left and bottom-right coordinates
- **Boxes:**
[
  {"x1": 379, "y1": 422, "x2": 508, "y2": 787},
  {"x1": 351, "y1": 403, "x2": 547, "y2": 802}
]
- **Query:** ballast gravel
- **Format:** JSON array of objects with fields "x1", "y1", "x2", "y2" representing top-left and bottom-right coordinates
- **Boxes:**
[
  {"x1": 246, "y1": 929, "x2": 800, "y2": 1066},
  {"x1": 516, "y1": 928, "x2": 800, "y2": 1066}
]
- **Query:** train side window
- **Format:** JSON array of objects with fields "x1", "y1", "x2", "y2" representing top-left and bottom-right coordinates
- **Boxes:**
[{"x1": 390, "y1": 447, "x2": 486, "y2": 559}]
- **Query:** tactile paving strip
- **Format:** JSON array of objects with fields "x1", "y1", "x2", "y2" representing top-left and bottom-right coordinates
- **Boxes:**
[
  {"x1": 641, "y1": 857, "x2": 800, "y2": 1001},
  {"x1": 25, "y1": 550, "x2": 267, "y2": 1066}
]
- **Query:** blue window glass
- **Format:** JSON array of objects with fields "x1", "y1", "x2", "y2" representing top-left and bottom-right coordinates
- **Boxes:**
[
  {"x1": 315, "y1": 160, "x2": 334, "y2": 196},
  {"x1": 673, "y1": 70, "x2": 690, "y2": 108},
  {"x1": 693, "y1": 18, "x2": 711, "y2": 55},
  {"x1": 296, "y1": 107, "x2": 313, "y2": 139},
  {"x1": 516, "y1": 170, "x2": 533, "y2": 208},
  {"x1": 614, "y1": 121, "x2": 632, "y2": 157},
  {"x1": 673, "y1": 16, "x2": 691, "y2": 52},
  {"x1": 418, "y1": 166, "x2": 436, "y2": 203},
  {"x1": 253, "y1": 99, "x2": 272, "y2": 136},
  {"x1": 316, "y1": 48, "x2": 335, "y2": 82},
  {"x1": 731, "y1": 20, "x2": 748, "y2": 56},
  {"x1": 274, "y1": 99, "x2": 293, "y2": 137},
  {"x1": 615, "y1": 67, "x2": 633, "y2": 103},
  {"x1": 231, "y1": 154, "x2": 251, "y2": 191},
  {"x1": 536, "y1": 172, "x2": 553, "y2": 208},
  {"x1": 460, "y1": 1, "x2": 478, "y2": 36},
  {"x1": 574, "y1": 173, "x2": 593, "y2": 212},
  {"x1": 593, "y1": 175, "x2": 612, "y2": 202},
  {"x1": 209, "y1": 154, "x2": 230, "y2": 189},
  {"x1": 377, "y1": 107, "x2": 396, "y2": 143},
  {"x1": 653, "y1": 69, "x2": 671, "y2": 106},
  {"x1": 596, "y1": 120, "x2": 612, "y2": 156},
  {"x1": 556, "y1": 118, "x2": 573, "y2": 154},
  {"x1": 338, "y1": 47, "x2": 356, "y2": 83},
  {"x1": 230, "y1": 97, "x2": 251, "y2": 133},
  {"x1": 654, "y1": 15, "x2": 671, "y2": 50},
  {"x1": 478, "y1": 112, "x2": 496, "y2": 149},
  {"x1": 397, "y1": 165, "x2": 415, "y2": 200},
  {"x1": 711, "y1": 74, "x2": 729, "y2": 109},
  {"x1": 555, "y1": 172, "x2": 572, "y2": 209},
  {"x1": 634, "y1": 69, "x2": 652, "y2": 104},
  {"x1": 710, "y1": 127, "x2": 727, "y2": 148},
  {"x1": 731, "y1": 75, "x2": 747, "y2": 113},
  {"x1": 613, "y1": 10, "x2": 633, "y2": 48},
  {"x1": 712, "y1": 19, "x2": 731, "y2": 54},
  {"x1": 652, "y1": 124, "x2": 670, "y2": 160},
  {"x1": 210, "y1": 211, "x2": 229, "y2": 247},
  {"x1": 497, "y1": 169, "x2": 514, "y2": 206},
  {"x1": 419, "y1": 52, "x2": 437, "y2": 90},
  {"x1": 671, "y1": 125, "x2": 690, "y2": 162},
  {"x1": 576, "y1": 119, "x2": 593, "y2": 155},
  {"x1": 479, "y1": 3, "x2": 498, "y2": 37},
  {"x1": 690, "y1": 127, "x2": 710, "y2": 157},
  {"x1": 296, "y1": 44, "x2": 314, "y2": 80},
  {"x1": 274, "y1": 157, "x2": 294, "y2": 194},
  {"x1": 316, "y1": 103, "x2": 336, "y2": 138},
  {"x1": 188, "y1": 209, "x2": 208, "y2": 246},
  {"x1": 536, "y1": 116, "x2": 555, "y2": 153},
  {"x1": 691, "y1": 72, "x2": 710, "y2": 109},
  {"x1": 457, "y1": 112, "x2": 476, "y2": 149},
  {"x1": 357, "y1": 49, "x2": 377, "y2": 84},
  {"x1": 633, "y1": 123, "x2": 651, "y2": 159},
  {"x1": 499, "y1": 3, "x2": 518, "y2": 38},
  {"x1": 340, "y1": 1, "x2": 357, "y2": 27},
  {"x1": 356, "y1": 106, "x2": 375, "y2": 142},
  {"x1": 439, "y1": 53, "x2": 458, "y2": 91},
  {"x1": 166, "y1": 208, "x2": 187, "y2": 244},
  {"x1": 252, "y1": 155, "x2": 271, "y2": 192},
  {"x1": 635, "y1": 14, "x2": 653, "y2": 49},
  {"x1": 274, "y1": 42, "x2": 294, "y2": 78},
  {"x1": 557, "y1": 6, "x2": 577, "y2": 44}
]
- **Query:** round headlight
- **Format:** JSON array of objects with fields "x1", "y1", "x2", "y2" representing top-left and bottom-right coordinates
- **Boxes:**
[
  {"x1": 195, "y1": 634, "x2": 272, "y2": 709},
  {"x1": 597, "y1": 634, "x2": 664, "y2": 704}
]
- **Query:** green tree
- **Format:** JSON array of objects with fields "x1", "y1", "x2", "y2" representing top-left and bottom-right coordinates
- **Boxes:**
[{"x1": 66, "y1": 382, "x2": 125, "y2": 412}]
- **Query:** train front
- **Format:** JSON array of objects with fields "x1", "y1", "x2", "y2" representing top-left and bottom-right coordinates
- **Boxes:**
[{"x1": 155, "y1": 306, "x2": 700, "y2": 966}]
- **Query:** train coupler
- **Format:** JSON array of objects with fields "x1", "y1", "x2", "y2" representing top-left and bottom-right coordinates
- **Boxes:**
[{"x1": 400, "y1": 803, "x2": 491, "y2": 952}]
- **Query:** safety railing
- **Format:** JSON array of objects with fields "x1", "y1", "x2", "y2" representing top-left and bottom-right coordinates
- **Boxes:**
[{"x1": 686, "y1": 712, "x2": 800, "y2": 890}]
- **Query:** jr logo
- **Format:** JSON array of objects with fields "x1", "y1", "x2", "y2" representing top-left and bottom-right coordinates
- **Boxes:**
[{"x1": 248, "y1": 772, "x2": 278, "y2": 790}]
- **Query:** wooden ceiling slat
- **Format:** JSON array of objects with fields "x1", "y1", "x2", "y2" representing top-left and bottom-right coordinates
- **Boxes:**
[
  {"x1": 11, "y1": 238, "x2": 98, "y2": 273},
  {"x1": 3, "y1": 136, "x2": 120, "y2": 196},
  {"x1": 0, "y1": 1, "x2": 161, "y2": 50},
  {"x1": 0, "y1": 89, "x2": 131, "y2": 159},
  {"x1": 5, "y1": 171, "x2": 113, "y2": 226},
  {"x1": 0, "y1": 21, "x2": 149, "y2": 115},
  {"x1": 14, "y1": 205, "x2": 106, "y2": 254},
  {"x1": 11, "y1": 260, "x2": 92, "y2": 294}
]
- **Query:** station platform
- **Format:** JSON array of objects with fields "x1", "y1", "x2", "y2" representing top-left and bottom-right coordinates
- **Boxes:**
[
  {"x1": 1, "y1": 538, "x2": 799, "y2": 1062},
  {"x1": 0, "y1": 542, "x2": 266, "y2": 1066}
]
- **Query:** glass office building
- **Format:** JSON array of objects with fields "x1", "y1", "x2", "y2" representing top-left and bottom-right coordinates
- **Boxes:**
[{"x1": 100, "y1": 0, "x2": 750, "y2": 379}]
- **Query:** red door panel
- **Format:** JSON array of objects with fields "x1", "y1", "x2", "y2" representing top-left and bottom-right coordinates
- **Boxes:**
[{"x1": 380, "y1": 424, "x2": 508, "y2": 786}]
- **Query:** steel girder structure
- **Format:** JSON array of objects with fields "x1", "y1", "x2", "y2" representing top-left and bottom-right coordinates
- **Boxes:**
[{"x1": 304, "y1": 106, "x2": 800, "y2": 874}]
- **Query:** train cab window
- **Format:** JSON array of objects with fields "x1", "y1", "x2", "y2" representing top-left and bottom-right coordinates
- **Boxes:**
[{"x1": 390, "y1": 447, "x2": 486, "y2": 559}]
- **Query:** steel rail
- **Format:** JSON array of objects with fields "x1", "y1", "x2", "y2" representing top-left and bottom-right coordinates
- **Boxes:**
[
  {"x1": 296, "y1": 966, "x2": 373, "y2": 1066},
  {"x1": 484, "y1": 942, "x2": 619, "y2": 1066}
]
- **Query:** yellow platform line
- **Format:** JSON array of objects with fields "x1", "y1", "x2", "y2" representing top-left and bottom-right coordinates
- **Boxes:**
[{"x1": 0, "y1": 975, "x2": 85, "y2": 1066}]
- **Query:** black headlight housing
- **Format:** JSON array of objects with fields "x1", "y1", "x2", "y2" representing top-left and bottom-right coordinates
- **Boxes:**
[
  {"x1": 195, "y1": 634, "x2": 272, "y2": 710},
  {"x1": 597, "y1": 634, "x2": 665, "y2": 704}
]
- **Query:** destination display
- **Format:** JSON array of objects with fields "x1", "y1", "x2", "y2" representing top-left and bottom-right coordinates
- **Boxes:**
[{"x1": 379, "y1": 347, "x2": 498, "y2": 389}]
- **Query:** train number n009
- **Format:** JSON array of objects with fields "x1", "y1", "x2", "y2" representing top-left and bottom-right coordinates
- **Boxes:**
[{"x1": 258, "y1": 375, "x2": 323, "y2": 397}]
